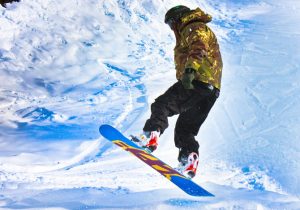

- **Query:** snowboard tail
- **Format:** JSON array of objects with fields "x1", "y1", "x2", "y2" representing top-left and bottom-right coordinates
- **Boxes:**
[{"x1": 99, "y1": 124, "x2": 214, "y2": 197}]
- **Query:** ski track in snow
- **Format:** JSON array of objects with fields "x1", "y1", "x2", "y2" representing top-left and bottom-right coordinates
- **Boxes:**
[{"x1": 1, "y1": 0, "x2": 300, "y2": 209}]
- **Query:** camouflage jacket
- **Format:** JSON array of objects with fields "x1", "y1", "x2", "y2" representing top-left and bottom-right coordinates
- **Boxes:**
[{"x1": 173, "y1": 8, "x2": 223, "y2": 89}]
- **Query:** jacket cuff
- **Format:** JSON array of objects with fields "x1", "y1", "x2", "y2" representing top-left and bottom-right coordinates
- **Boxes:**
[
  {"x1": 185, "y1": 68, "x2": 196, "y2": 73},
  {"x1": 185, "y1": 58, "x2": 201, "y2": 71}
]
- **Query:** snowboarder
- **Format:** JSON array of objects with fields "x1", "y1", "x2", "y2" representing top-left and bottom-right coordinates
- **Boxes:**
[{"x1": 137, "y1": 5, "x2": 223, "y2": 178}]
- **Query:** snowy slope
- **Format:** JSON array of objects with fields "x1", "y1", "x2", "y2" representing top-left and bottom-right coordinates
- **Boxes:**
[{"x1": 1, "y1": 0, "x2": 300, "y2": 209}]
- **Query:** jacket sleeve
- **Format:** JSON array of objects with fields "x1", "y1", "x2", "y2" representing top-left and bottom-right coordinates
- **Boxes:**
[{"x1": 184, "y1": 25, "x2": 210, "y2": 71}]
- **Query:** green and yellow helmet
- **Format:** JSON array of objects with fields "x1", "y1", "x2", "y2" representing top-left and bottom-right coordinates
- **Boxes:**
[{"x1": 164, "y1": 5, "x2": 191, "y2": 25}]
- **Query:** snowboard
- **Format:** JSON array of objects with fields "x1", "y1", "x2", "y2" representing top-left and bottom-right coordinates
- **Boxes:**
[{"x1": 99, "y1": 124, "x2": 214, "y2": 197}]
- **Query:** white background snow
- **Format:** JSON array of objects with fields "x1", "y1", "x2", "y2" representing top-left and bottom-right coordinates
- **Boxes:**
[{"x1": 1, "y1": 0, "x2": 300, "y2": 209}]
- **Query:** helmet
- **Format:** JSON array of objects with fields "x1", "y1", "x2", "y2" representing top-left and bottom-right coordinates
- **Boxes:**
[{"x1": 164, "y1": 5, "x2": 191, "y2": 24}]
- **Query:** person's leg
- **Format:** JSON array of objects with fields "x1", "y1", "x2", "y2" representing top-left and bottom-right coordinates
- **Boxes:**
[
  {"x1": 143, "y1": 81, "x2": 193, "y2": 134},
  {"x1": 175, "y1": 92, "x2": 217, "y2": 161}
]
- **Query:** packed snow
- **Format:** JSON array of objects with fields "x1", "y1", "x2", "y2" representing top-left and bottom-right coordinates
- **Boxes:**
[{"x1": 1, "y1": 0, "x2": 300, "y2": 209}]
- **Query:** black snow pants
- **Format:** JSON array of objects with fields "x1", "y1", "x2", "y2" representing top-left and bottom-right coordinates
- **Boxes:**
[{"x1": 143, "y1": 80, "x2": 219, "y2": 159}]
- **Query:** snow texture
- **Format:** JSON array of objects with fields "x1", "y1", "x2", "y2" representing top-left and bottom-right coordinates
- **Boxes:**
[{"x1": 1, "y1": 0, "x2": 300, "y2": 209}]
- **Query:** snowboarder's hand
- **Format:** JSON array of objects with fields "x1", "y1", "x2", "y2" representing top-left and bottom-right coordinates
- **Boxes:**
[{"x1": 181, "y1": 68, "x2": 195, "y2": 89}]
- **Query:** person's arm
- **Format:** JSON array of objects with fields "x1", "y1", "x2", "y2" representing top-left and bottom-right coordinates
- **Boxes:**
[
  {"x1": 184, "y1": 24, "x2": 210, "y2": 72},
  {"x1": 181, "y1": 24, "x2": 210, "y2": 89}
]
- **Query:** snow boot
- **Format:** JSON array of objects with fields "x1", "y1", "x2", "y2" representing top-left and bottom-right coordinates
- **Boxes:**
[
  {"x1": 130, "y1": 130, "x2": 160, "y2": 152},
  {"x1": 177, "y1": 152, "x2": 199, "y2": 178}
]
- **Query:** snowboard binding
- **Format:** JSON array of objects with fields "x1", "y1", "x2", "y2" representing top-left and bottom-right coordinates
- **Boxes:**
[
  {"x1": 130, "y1": 132, "x2": 159, "y2": 153},
  {"x1": 176, "y1": 152, "x2": 199, "y2": 179}
]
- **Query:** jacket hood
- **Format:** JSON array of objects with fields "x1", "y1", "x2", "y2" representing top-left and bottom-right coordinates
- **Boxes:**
[{"x1": 180, "y1": 7, "x2": 212, "y2": 25}]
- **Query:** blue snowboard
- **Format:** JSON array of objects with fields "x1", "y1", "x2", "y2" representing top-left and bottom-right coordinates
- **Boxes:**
[{"x1": 99, "y1": 124, "x2": 214, "y2": 197}]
